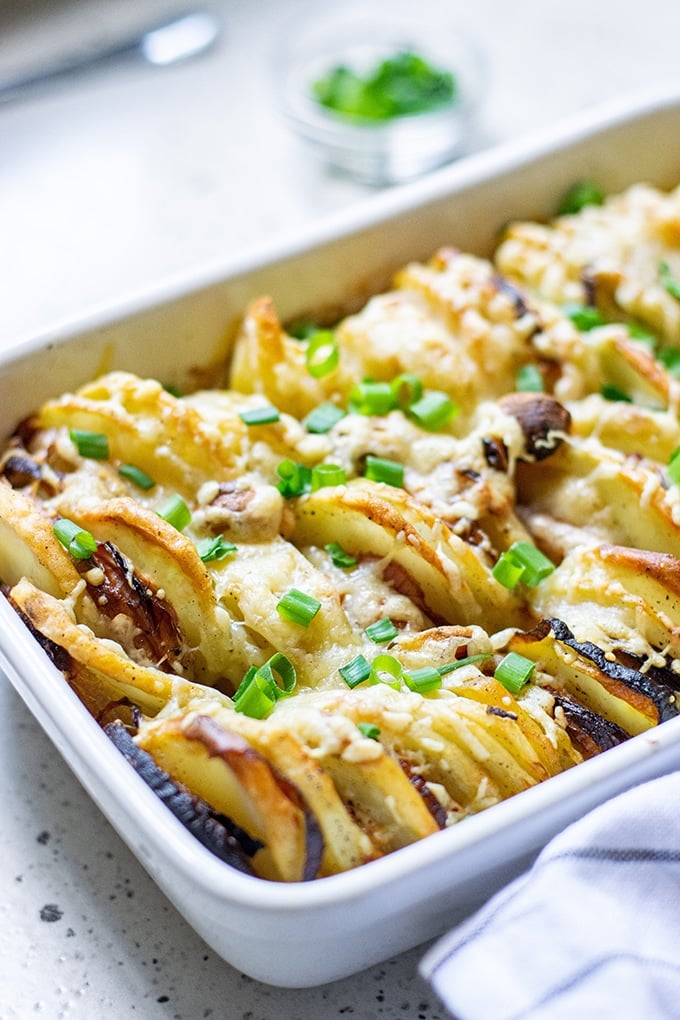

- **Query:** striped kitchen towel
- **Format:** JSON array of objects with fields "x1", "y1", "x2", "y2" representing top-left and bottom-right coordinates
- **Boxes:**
[{"x1": 421, "y1": 772, "x2": 680, "y2": 1020}]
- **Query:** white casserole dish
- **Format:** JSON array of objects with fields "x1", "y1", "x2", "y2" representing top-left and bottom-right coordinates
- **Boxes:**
[{"x1": 2, "y1": 87, "x2": 680, "y2": 989}]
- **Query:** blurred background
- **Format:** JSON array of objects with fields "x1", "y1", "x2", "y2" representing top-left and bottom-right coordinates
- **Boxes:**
[{"x1": 0, "y1": 2, "x2": 679, "y2": 1018}]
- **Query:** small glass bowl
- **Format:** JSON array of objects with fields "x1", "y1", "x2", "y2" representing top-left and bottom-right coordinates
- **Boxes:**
[{"x1": 275, "y1": 5, "x2": 486, "y2": 187}]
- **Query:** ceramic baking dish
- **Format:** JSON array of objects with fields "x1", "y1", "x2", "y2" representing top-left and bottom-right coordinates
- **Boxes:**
[{"x1": 2, "y1": 87, "x2": 680, "y2": 988}]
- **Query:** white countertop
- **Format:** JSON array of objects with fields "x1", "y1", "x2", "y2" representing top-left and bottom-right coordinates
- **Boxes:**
[{"x1": 1, "y1": 1, "x2": 679, "y2": 1016}]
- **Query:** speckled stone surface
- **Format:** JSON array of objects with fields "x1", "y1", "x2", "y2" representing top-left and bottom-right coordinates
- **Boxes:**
[{"x1": 1, "y1": 0, "x2": 679, "y2": 1016}]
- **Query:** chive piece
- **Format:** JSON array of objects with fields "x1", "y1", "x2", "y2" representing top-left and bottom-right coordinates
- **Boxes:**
[
  {"x1": 437, "y1": 653, "x2": 493, "y2": 676},
  {"x1": 494, "y1": 652, "x2": 536, "y2": 694},
  {"x1": 163, "y1": 383, "x2": 183, "y2": 397},
  {"x1": 288, "y1": 319, "x2": 320, "y2": 340},
  {"x1": 69, "y1": 428, "x2": 109, "y2": 460},
  {"x1": 506, "y1": 541, "x2": 555, "y2": 587},
  {"x1": 233, "y1": 671, "x2": 277, "y2": 719},
  {"x1": 365, "y1": 617, "x2": 398, "y2": 644},
  {"x1": 369, "y1": 653, "x2": 403, "y2": 689},
  {"x1": 557, "y1": 180, "x2": 605, "y2": 216},
  {"x1": 600, "y1": 384, "x2": 633, "y2": 403},
  {"x1": 239, "y1": 405, "x2": 281, "y2": 426},
  {"x1": 515, "y1": 363, "x2": 544, "y2": 393},
  {"x1": 349, "y1": 381, "x2": 396, "y2": 416},
  {"x1": 324, "y1": 541, "x2": 357, "y2": 569},
  {"x1": 390, "y1": 373, "x2": 423, "y2": 409},
  {"x1": 276, "y1": 588, "x2": 321, "y2": 627},
  {"x1": 53, "y1": 518, "x2": 97, "y2": 560},
  {"x1": 408, "y1": 391, "x2": 459, "y2": 431},
  {"x1": 157, "y1": 494, "x2": 191, "y2": 531},
  {"x1": 364, "y1": 455, "x2": 404, "y2": 488},
  {"x1": 403, "y1": 665, "x2": 442, "y2": 694},
  {"x1": 565, "y1": 304, "x2": 606, "y2": 331},
  {"x1": 339, "y1": 653, "x2": 372, "y2": 688},
  {"x1": 259, "y1": 652, "x2": 297, "y2": 696},
  {"x1": 492, "y1": 551, "x2": 525, "y2": 590},
  {"x1": 310, "y1": 463, "x2": 347, "y2": 491},
  {"x1": 668, "y1": 447, "x2": 680, "y2": 486},
  {"x1": 357, "y1": 722, "x2": 381, "y2": 740},
  {"x1": 305, "y1": 330, "x2": 340, "y2": 378},
  {"x1": 276, "y1": 459, "x2": 312, "y2": 498},
  {"x1": 196, "y1": 534, "x2": 237, "y2": 563},
  {"x1": 659, "y1": 261, "x2": 680, "y2": 301},
  {"x1": 118, "y1": 463, "x2": 156, "y2": 490},
  {"x1": 657, "y1": 346, "x2": 680, "y2": 378},
  {"x1": 304, "y1": 402, "x2": 346, "y2": 434},
  {"x1": 628, "y1": 322, "x2": 657, "y2": 348}
]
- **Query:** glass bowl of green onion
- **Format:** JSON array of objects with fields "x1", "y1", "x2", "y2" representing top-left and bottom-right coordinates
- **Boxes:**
[{"x1": 275, "y1": 4, "x2": 485, "y2": 186}]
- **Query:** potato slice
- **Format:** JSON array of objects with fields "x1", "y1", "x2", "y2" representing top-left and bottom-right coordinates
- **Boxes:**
[{"x1": 0, "y1": 483, "x2": 82, "y2": 598}]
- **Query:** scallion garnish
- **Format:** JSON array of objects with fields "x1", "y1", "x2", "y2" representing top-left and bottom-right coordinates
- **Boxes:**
[
  {"x1": 305, "y1": 330, "x2": 340, "y2": 378},
  {"x1": 53, "y1": 518, "x2": 97, "y2": 560},
  {"x1": 515, "y1": 363, "x2": 544, "y2": 393},
  {"x1": 69, "y1": 428, "x2": 109, "y2": 460},
  {"x1": 276, "y1": 459, "x2": 312, "y2": 498},
  {"x1": 349, "y1": 381, "x2": 396, "y2": 416},
  {"x1": 565, "y1": 304, "x2": 606, "y2": 331},
  {"x1": 276, "y1": 588, "x2": 321, "y2": 627},
  {"x1": 239, "y1": 405, "x2": 281, "y2": 426},
  {"x1": 324, "y1": 541, "x2": 357, "y2": 569},
  {"x1": 437, "y1": 653, "x2": 492, "y2": 676},
  {"x1": 659, "y1": 260, "x2": 680, "y2": 300},
  {"x1": 657, "y1": 346, "x2": 680, "y2": 378},
  {"x1": 118, "y1": 463, "x2": 156, "y2": 490},
  {"x1": 340, "y1": 653, "x2": 372, "y2": 688},
  {"x1": 364, "y1": 455, "x2": 404, "y2": 488},
  {"x1": 556, "y1": 180, "x2": 605, "y2": 216},
  {"x1": 369, "y1": 653, "x2": 403, "y2": 689},
  {"x1": 403, "y1": 665, "x2": 442, "y2": 694},
  {"x1": 196, "y1": 534, "x2": 237, "y2": 563},
  {"x1": 156, "y1": 493, "x2": 192, "y2": 531},
  {"x1": 668, "y1": 447, "x2": 680, "y2": 486},
  {"x1": 407, "y1": 390, "x2": 458, "y2": 430},
  {"x1": 304, "y1": 402, "x2": 346, "y2": 433},
  {"x1": 494, "y1": 652, "x2": 536, "y2": 694},
  {"x1": 492, "y1": 541, "x2": 555, "y2": 589},
  {"x1": 600, "y1": 384, "x2": 633, "y2": 403},
  {"x1": 310, "y1": 463, "x2": 347, "y2": 490},
  {"x1": 232, "y1": 652, "x2": 297, "y2": 718},
  {"x1": 357, "y1": 722, "x2": 381, "y2": 740},
  {"x1": 390, "y1": 373, "x2": 423, "y2": 409},
  {"x1": 365, "y1": 617, "x2": 398, "y2": 644}
]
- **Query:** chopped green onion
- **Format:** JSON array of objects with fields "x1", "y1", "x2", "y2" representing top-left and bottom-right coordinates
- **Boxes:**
[
  {"x1": 118, "y1": 463, "x2": 156, "y2": 490},
  {"x1": 364, "y1": 455, "x2": 404, "y2": 488},
  {"x1": 600, "y1": 384, "x2": 633, "y2": 403},
  {"x1": 437, "y1": 653, "x2": 492, "y2": 676},
  {"x1": 492, "y1": 552, "x2": 525, "y2": 589},
  {"x1": 659, "y1": 260, "x2": 680, "y2": 300},
  {"x1": 69, "y1": 428, "x2": 109, "y2": 460},
  {"x1": 53, "y1": 518, "x2": 97, "y2": 560},
  {"x1": 628, "y1": 322, "x2": 657, "y2": 348},
  {"x1": 357, "y1": 722, "x2": 381, "y2": 740},
  {"x1": 239, "y1": 405, "x2": 281, "y2": 426},
  {"x1": 258, "y1": 652, "x2": 297, "y2": 696},
  {"x1": 287, "y1": 319, "x2": 320, "y2": 340},
  {"x1": 276, "y1": 459, "x2": 312, "y2": 498},
  {"x1": 565, "y1": 304, "x2": 606, "y2": 331},
  {"x1": 494, "y1": 652, "x2": 536, "y2": 694},
  {"x1": 233, "y1": 670, "x2": 276, "y2": 719},
  {"x1": 365, "y1": 617, "x2": 398, "y2": 644},
  {"x1": 304, "y1": 402, "x2": 346, "y2": 433},
  {"x1": 324, "y1": 541, "x2": 357, "y2": 569},
  {"x1": 339, "y1": 653, "x2": 372, "y2": 688},
  {"x1": 305, "y1": 330, "x2": 340, "y2": 378},
  {"x1": 196, "y1": 534, "x2": 237, "y2": 563},
  {"x1": 157, "y1": 493, "x2": 191, "y2": 531},
  {"x1": 163, "y1": 383, "x2": 183, "y2": 397},
  {"x1": 493, "y1": 542, "x2": 555, "y2": 589},
  {"x1": 276, "y1": 588, "x2": 321, "y2": 627},
  {"x1": 310, "y1": 463, "x2": 347, "y2": 490},
  {"x1": 369, "y1": 653, "x2": 403, "y2": 689},
  {"x1": 657, "y1": 346, "x2": 680, "y2": 377},
  {"x1": 403, "y1": 665, "x2": 442, "y2": 694},
  {"x1": 408, "y1": 391, "x2": 459, "y2": 430},
  {"x1": 349, "y1": 380, "x2": 396, "y2": 416},
  {"x1": 515, "y1": 363, "x2": 544, "y2": 393},
  {"x1": 668, "y1": 447, "x2": 680, "y2": 486},
  {"x1": 390, "y1": 373, "x2": 423, "y2": 409},
  {"x1": 557, "y1": 180, "x2": 605, "y2": 216}
]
